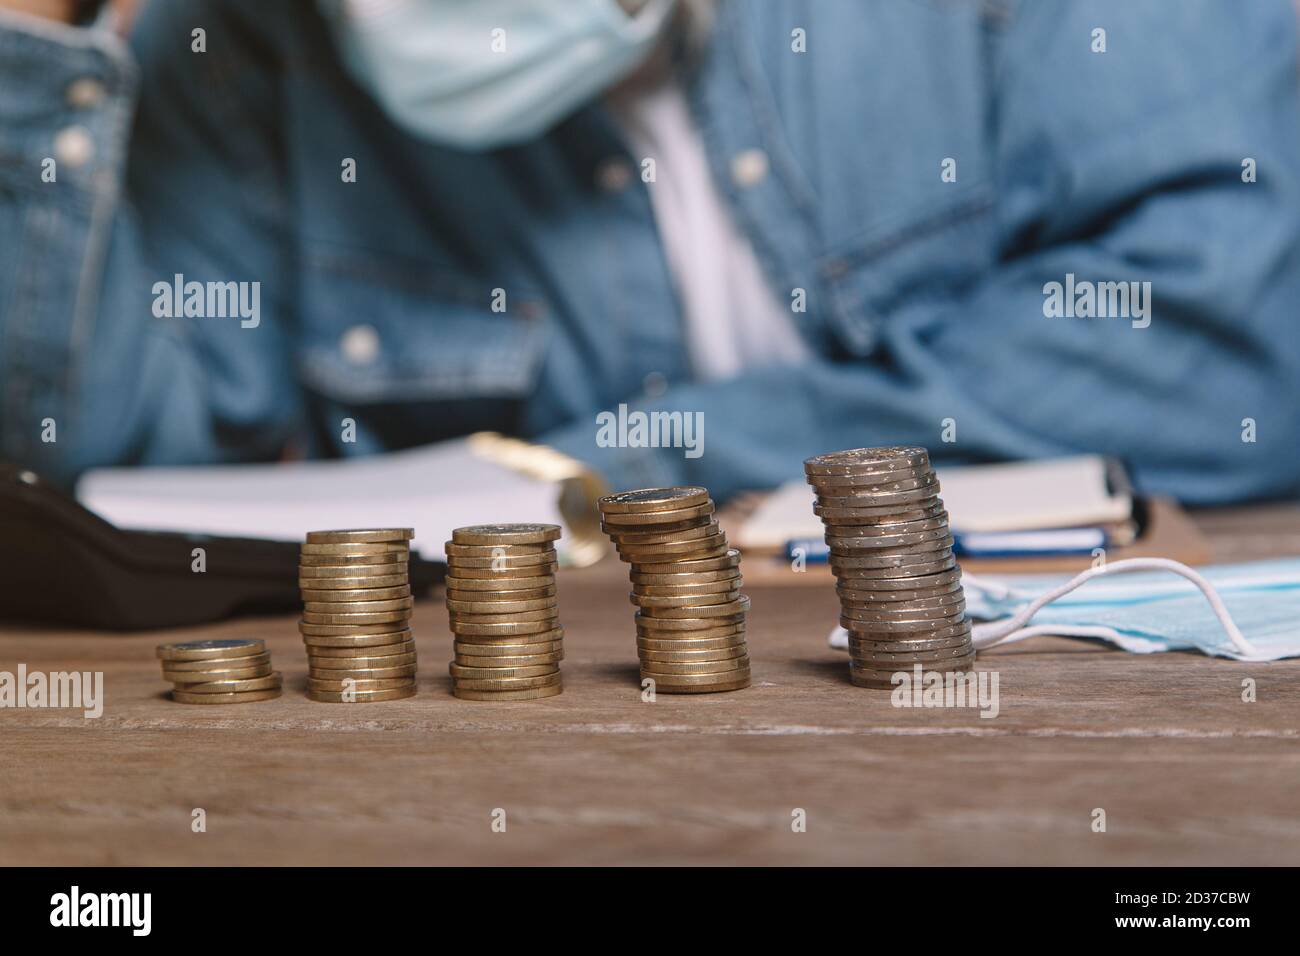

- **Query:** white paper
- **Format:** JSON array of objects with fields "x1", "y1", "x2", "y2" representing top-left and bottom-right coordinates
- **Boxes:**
[
  {"x1": 735, "y1": 455, "x2": 1131, "y2": 549},
  {"x1": 76, "y1": 439, "x2": 565, "y2": 561}
]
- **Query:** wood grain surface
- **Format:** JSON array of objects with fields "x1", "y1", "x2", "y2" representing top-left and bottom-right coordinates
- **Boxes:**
[{"x1": 1, "y1": 505, "x2": 1297, "y2": 865}]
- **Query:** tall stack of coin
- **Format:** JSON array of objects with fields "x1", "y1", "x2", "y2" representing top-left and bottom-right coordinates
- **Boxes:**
[
  {"x1": 597, "y1": 487, "x2": 751, "y2": 694},
  {"x1": 804, "y1": 446, "x2": 975, "y2": 688},
  {"x1": 299, "y1": 529, "x2": 418, "y2": 702},
  {"x1": 157, "y1": 639, "x2": 282, "y2": 704},
  {"x1": 445, "y1": 524, "x2": 564, "y2": 701}
]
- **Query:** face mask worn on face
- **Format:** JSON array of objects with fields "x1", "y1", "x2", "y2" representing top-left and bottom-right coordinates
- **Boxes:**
[
  {"x1": 318, "y1": 0, "x2": 677, "y2": 151},
  {"x1": 828, "y1": 558, "x2": 1300, "y2": 662}
]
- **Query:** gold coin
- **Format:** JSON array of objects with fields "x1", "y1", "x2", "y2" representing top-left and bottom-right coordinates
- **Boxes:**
[
  {"x1": 309, "y1": 650, "x2": 417, "y2": 668},
  {"x1": 299, "y1": 586, "x2": 412, "y2": 603},
  {"x1": 444, "y1": 575, "x2": 554, "y2": 592},
  {"x1": 445, "y1": 596, "x2": 557, "y2": 614},
  {"x1": 302, "y1": 597, "x2": 413, "y2": 614},
  {"x1": 305, "y1": 528, "x2": 414, "y2": 543},
  {"x1": 171, "y1": 688, "x2": 283, "y2": 704},
  {"x1": 444, "y1": 563, "x2": 559, "y2": 579},
  {"x1": 300, "y1": 541, "x2": 409, "y2": 555},
  {"x1": 444, "y1": 541, "x2": 555, "y2": 557},
  {"x1": 631, "y1": 590, "x2": 742, "y2": 609},
  {"x1": 453, "y1": 683, "x2": 563, "y2": 701},
  {"x1": 617, "y1": 534, "x2": 727, "y2": 558},
  {"x1": 636, "y1": 634, "x2": 746, "y2": 652},
  {"x1": 648, "y1": 674, "x2": 751, "y2": 694},
  {"x1": 452, "y1": 672, "x2": 562, "y2": 691},
  {"x1": 848, "y1": 659, "x2": 976, "y2": 688},
  {"x1": 298, "y1": 551, "x2": 408, "y2": 568},
  {"x1": 299, "y1": 620, "x2": 412, "y2": 637},
  {"x1": 453, "y1": 640, "x2": 563, "y2": 658},
  {"x1": 445, "y1": 586, "x2": 555, "y2": 603},
  {"x1": 174, "y1": 673, "x2": 284, "y2": 694},
  {"x1": 605, "y1": 522, "x2": 718, "y2": 546},
  {"x1": 451, "y1": 627, "x2": 563, "y2": 646},
  {"x1": 444, "y1": 551, "x2": 557, "y2": 569},
  {"x1": 300, "y1": 628, "x2": 413, "y2": 646},
  {"x1": 804, "y1": 445, "x2": 930, "y2": 475},
  {"x1": 454, "y1": 650, "x2": 564, "y2": 668},
  {"x1": 309, "y1": 664, "x2": 417, "y2": 680},
  {"x1": 307, "y1": 676, "x2": 416, "y2": 692},
  {"x1": 450, "y1": 619, "x2": 560, "y2": 637},
  {"x1": 634, "y1": 613, "x2": 746, "y2": 632},
  {"x1": 301, "y1": 609, "x2": 412, "y2": 625},
  {"x1": 597, "y1": 487, "x2": 710, "y2": 514},
  {"x1": 307, "y1": 686, "x2": 418, "y2": 703},
  {"x1": 297, "y1": 574, "x2": 408, "y2": 590},
  {"x1": 448, "y1": 606, "x2": 558, "y2": 625},
  {"x1": 600, "y1": 502, "x2": 714, "y2": 526},
  {"x1": 448, "y1": 662, "x2": 559, "y2": 680},
  {"x1": 638, "y1": 645, "x2": 749, "y2": 664},
  {"x1": 640, "y1": 656, "x2": 750, "y2": 676},
  {"x1": 639, "y1": 596, "x2": 750, "y2": 620},
  {"x1": 635, "y1": 622, "x2": 742, "y2": 640},
  {"x1": 156, "y1": 639, "x2": 265, "y2": 662},
  {"x1": 163, "y1": 663, "x2": 274, "y2": 683},
  {"x1": 643, "y1": 666, "x2": 753, "y2": 686},
  {"x1": 847, "y1": 634, "x2": 971, "y2": 653},
  {"x1": 451, "y1": 523, "x2": 562, "y2": 546},
  {"x1": 633, "y1": 550, "x2": 741, "y2": 575},
  {"x1": 630, "y1": 569, "x2": 742, "y2": 587},
  {"x1": 300, "y1": 561, "x2": 410, "y2": 574},
  {"x1": 162, "y1": 651, "x2": 272, "y2": 672},
  {"x1": 307, "y1": 642, "x2": 416, "y2": 660}
]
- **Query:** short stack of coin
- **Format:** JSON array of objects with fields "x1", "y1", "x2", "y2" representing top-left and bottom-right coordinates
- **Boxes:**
[
  {"x1": 445, "y1": 524, "x2": 564, "y2": 701},
  {"x1": 804, "y1": 446, "x2": 975, "y2": 688},
  {"x1": 597, "y1": 487, "x2": 751, "y2": 694},
  {"x1": 299, "y1": 529, "x2": 418, "y2": 702},
  {"x1": 157, "y1": 639, "x2": 282, "y2": 704}
]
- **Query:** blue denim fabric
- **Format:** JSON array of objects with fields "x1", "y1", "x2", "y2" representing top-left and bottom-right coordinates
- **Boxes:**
[{"x1": 1, "y1": 0, "x2": 1298, "y2": 504}]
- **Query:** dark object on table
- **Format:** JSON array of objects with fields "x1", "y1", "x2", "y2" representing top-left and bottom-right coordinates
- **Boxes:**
[{"x1": 0, "y1": 464, "x2": 445, "y2": 630}]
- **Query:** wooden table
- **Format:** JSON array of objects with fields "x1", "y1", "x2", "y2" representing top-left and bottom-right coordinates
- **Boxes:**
[{"x1": 2, "y1": 505, "x2": 1298, "y2": 866}]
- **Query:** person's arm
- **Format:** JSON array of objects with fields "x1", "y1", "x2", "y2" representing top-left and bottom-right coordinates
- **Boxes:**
[
  {"x1": 0, "y1": 0, "x2": 299, "y2": 488},
  {"x1": 546, "y1": 0, "x2": 1300, "y2": 505}
]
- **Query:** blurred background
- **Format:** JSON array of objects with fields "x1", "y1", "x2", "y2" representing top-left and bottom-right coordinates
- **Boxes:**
[{"x1": 0, "y1": 0, "x2": 1298, "y2": 573}]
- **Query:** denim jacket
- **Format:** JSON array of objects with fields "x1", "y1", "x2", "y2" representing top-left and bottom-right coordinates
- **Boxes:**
[{"x1": 1, "y1": 0, "x2": 1298, "y2": 503}]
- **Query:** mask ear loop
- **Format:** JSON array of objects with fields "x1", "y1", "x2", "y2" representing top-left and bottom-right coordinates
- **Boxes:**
[{"x1": 963, "y1": 557, "x2": 1259, "y2": 656}]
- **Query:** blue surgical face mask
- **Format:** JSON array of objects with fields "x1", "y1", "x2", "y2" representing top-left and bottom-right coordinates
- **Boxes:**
[
  {"x1": 830, "y1": 558, "x2": 1300, "y2": 662},
  {"x1": 318, "y1": 0, "x2": 675, "y2": 150}
]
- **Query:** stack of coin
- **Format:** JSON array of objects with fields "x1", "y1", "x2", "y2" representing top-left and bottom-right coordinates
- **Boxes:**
[
  {"x1": 597, "y1": 487, "x2": 751, "y2": 694},
  {"x1": 804, "y1": 446, "x2": 975, "y2": 688},
  {"x1": 157, "y1": 639, "x2": 282, "y2": 704},
  {"x1": 299, "y1": 529, "x2": 418, "y2": 702},
  {"x1": 445, "y1": 524, "x2": 564, "y2": 701}
]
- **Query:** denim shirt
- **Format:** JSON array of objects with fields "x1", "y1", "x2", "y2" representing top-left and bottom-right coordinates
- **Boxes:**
[{"x1": 1, "y1": 0, "x2": 1298, "y2": 503}]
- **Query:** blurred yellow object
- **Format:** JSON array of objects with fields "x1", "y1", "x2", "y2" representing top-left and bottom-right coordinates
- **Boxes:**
[{"x1": 467, "y1": 432, "x2": 610, "y2": 568}]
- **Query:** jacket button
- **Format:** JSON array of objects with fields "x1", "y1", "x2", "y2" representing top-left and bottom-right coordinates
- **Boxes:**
[
  {"x1": 340, "y1": 324, "x2": 380, "y2": 365},
  {"x1": 66, "y1": 78, "x2": 106, "y2": 108},
  {"x1": 53, "y1": 126, "x2": 95, "y2": 168},
  {"x1": 730, "y1": 149, "x2": 769, "y2": 188},
  {"x1": 595, "y1": 158, "x2": 633, "y2": 193}
]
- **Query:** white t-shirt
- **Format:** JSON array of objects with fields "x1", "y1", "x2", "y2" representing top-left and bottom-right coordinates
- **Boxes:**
[{"x1": 610, "y1": 78, "x2": 812, "y2": 381}]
